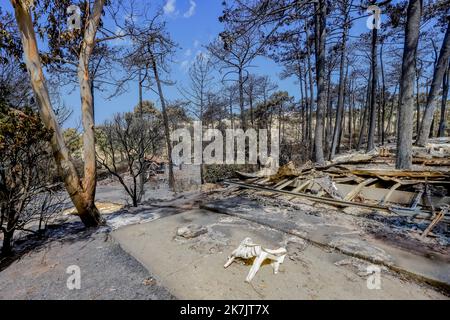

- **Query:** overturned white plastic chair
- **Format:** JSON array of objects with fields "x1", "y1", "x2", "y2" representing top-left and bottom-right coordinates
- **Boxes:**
[{"x1": 224, "y1": 237, "x2": 287, "y2": 282}]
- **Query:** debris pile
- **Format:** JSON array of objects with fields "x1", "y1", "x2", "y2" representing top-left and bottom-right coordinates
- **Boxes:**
[{"x1": 228, "y1": 140, "x2": 450, "y2": 239}]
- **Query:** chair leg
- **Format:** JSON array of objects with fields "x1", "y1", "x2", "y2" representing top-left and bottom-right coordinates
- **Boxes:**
[
  {"x1": 246, "y1": 252, "x2": 267, "y2": 282},
  {"x1": 224, "y1": 256, "x2": 235, "y2": 268},
  {"x1": 271, "y1": 254, "x2": 286, "y2": 274}
]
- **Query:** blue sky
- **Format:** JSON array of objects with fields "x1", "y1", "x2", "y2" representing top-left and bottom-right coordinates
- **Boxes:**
[
  {"x1": 0, "y1": 0, "x2": 298, "y2": 128},
  {"x1": 0, "y1": 0, "x2": 386, "y2": 128},
  {"x1": 86, "y1": 0, "x2": 297, "y2": 130}
]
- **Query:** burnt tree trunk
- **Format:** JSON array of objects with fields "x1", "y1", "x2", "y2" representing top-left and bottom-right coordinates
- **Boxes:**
[
  {"x1": 416, "y1": 20, "x2": 450, "y2": 145},
  {"x1": 138, "y1": 70, "x2": 146, "y2": 200},
  {"x1": 349, "y1": 79, "x2": 354, "y2": 150},
  {"x1": 314, "y1": 0, "x2": 327, "y2": 164},
  {"x1": 380, "y1": 40, "x2": 387, "y2": 145},
  {"x1": 238, "y1": 68, "x2": 246, "y2": 130},
  {"x1": 438, "y1": 62, "x2": 449, "y2": 137},
  {"x1": 330, "y1": 11, "x2": 349, "y2": 159},
  {"x1": 396, "y1": 0, "x2": 422, "y2": 169},
  {"x1": 367, "y1": 27, "x2": 378, "y2": 152},
  {"x1": 1, "y1": 209, "x2": 16, "y2": 256},
  {"x1": 357, "y1": 70, "x2": 372, "y2": 150}
]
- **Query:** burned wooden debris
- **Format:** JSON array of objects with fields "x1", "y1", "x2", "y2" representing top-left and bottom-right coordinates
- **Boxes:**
[{"x1": 226, "y1": 142, "x2": 450, "y2": 238}]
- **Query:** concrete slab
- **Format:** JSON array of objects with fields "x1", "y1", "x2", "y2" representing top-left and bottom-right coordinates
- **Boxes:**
[
  {"x1": 112, "y1": 209, "x2": 447, "y2": 299},
  {"x1": 202, "y1": 197, "x2": 450, "y2": 291}
]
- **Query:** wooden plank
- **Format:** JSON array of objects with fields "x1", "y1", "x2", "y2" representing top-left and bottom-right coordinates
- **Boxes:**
[
  {"x1": 336, "y1": 183, "x2": 418, "y2": 205},
  {"x1": 379, "y1": 182, "x2": 402, "y2": 205},
  {"x1": 333, "y1": 176, "x2": 359, "y2": 183},
  {"x1": 236, "y1": 171, "x2": 259, "y2": 179},
  {"x1": 256, "y1": 177, "x2": 271, "y2": 185},
  {"x1": 373, "y1": 175, "x2": 450, "y2": 184},
  {"x1": 249, "y1": 177, "x2": 263, "y2": 184},
  {"x1": 350, "y1": 169, "x2": 448, "y2": 178},
  {"x1": 273, "y1": 178, "x2": 289, "y2": 188},
  {"x1": 292, "y1": 180, "x2": 312, "y2": 193},
  {"x1": 226, "y1": 180, "x2": 398, "y2": 212},
  {"x1": 410, "y1": 186, "x2": 424, "y2": 209},
  {"x1": 343, "y1": 178, "x2": 377, "y2": 201},
  {"x1": 288, "y1": 180, "x2": 312, "y2": 201},
  {"x1": 421, "y1": 208, "x2": 447, "y2": 239},
  {"x1": 276, "y1": 178, "x2": 297, "y2": 190},
  {"x1": 225, "y1": 180, "x2": 449, "y2": 222}
]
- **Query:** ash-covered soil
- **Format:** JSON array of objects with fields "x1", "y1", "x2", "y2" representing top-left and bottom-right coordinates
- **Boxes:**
[{"x1": 0, "y1": 220, "x2": 174, "y2": 300}]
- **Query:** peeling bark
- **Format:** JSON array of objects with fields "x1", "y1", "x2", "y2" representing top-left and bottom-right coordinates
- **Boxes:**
[{"x1": 11, "y1": 0, "x2": 103, "y2": 227}]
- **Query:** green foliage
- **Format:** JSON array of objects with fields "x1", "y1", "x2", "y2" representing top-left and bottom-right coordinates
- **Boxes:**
[
  {"x1": 63, "y1": 128, "x2": 82, "y2": 159},
  {"x1": 0, "y1": 106, "x2": 53, "y2": 161},
  {"x1": 0, "y1": 103, "x2": 59, "y2": 256},
  {"x1": 0, "y1": 8, "x2": 23, "y2": 64},
  {"x1": 133, "y1": 100, "x2": 159, "y2": 116}
]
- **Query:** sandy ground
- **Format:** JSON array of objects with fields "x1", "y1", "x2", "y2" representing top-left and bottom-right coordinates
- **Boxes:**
[
  {"x1": 0, "y1": 181, "x2": 186, "y2": 300},
  {"x1": 0, "y1": 224, "x2": 174, "y2": 300},
  {"x1": 202, "y1": 194, "x2": 450, "y2": 288},
  {"x1": 1, "y1": 180, "x2": 448, "y2": 300},
  {"x1": 112, "y1": 209, "x2": 448, "y2": 299}
]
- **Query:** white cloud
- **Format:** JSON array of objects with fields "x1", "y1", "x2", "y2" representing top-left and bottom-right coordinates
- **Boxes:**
[
  {"x1": 183, "y1": 0, "x2": 196, "y2": 18},
  {"x1": 185, "y1": 48, "x2": 192, "y2": 57},
  {"x1": 164, "y1": 0, "x2": 176, "y2": 15},
  {"x1": 180, "y1": 60, "x2": 190, "y2": 71},
  {"x1": 124, "y1": 13, "x2": 137, "y2": 23},
  {"x1": 193, "y1": 39, "x2": 200, "y2": 48},
  {"x1": 195, "y1": 50, "x2": 210, "y2": 61},
  {"x1": 112, "y1": 27, "x2": 128, "y2": 46}
]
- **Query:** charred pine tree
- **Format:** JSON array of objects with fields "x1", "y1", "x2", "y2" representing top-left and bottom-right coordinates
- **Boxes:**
[
  {"x1": 314, "y1": 0, "x2": 328, "y2": 164},
  {"x1": 367, "y1": 13, "x2": 379, "y2": 152},
  {"x1": 396, "y1": 0, "x2": 422, "y2": 169},
  {"x1": 330, "y1": 0, "x2": 352, "y2": 159},
  {"x1": 416, "y1": 19, "x2": 450, "y2": 146},
  {"x1": 438, "y1": 61, "x2": 449, "y2": 137}
]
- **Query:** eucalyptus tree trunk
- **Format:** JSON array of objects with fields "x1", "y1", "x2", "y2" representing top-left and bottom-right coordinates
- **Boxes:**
[
  {"x1": 138, "y1": 70, "x2": 145, "y2": 200},
  {"x1": 11, "y1": 0, "x2": 103, "y2": 227},
  {"x1": 396, "y1": 0, "x2": 422, "y2": 169},
  {"x1": 77, "y1": 0, "x2": 106, "y2": 219},
  {"x1": 416, "y1": 20, "x2": 450, "y2": 146},
  {"x1": 150, "y1": 53, "x2": 175, "y2": 191}
]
